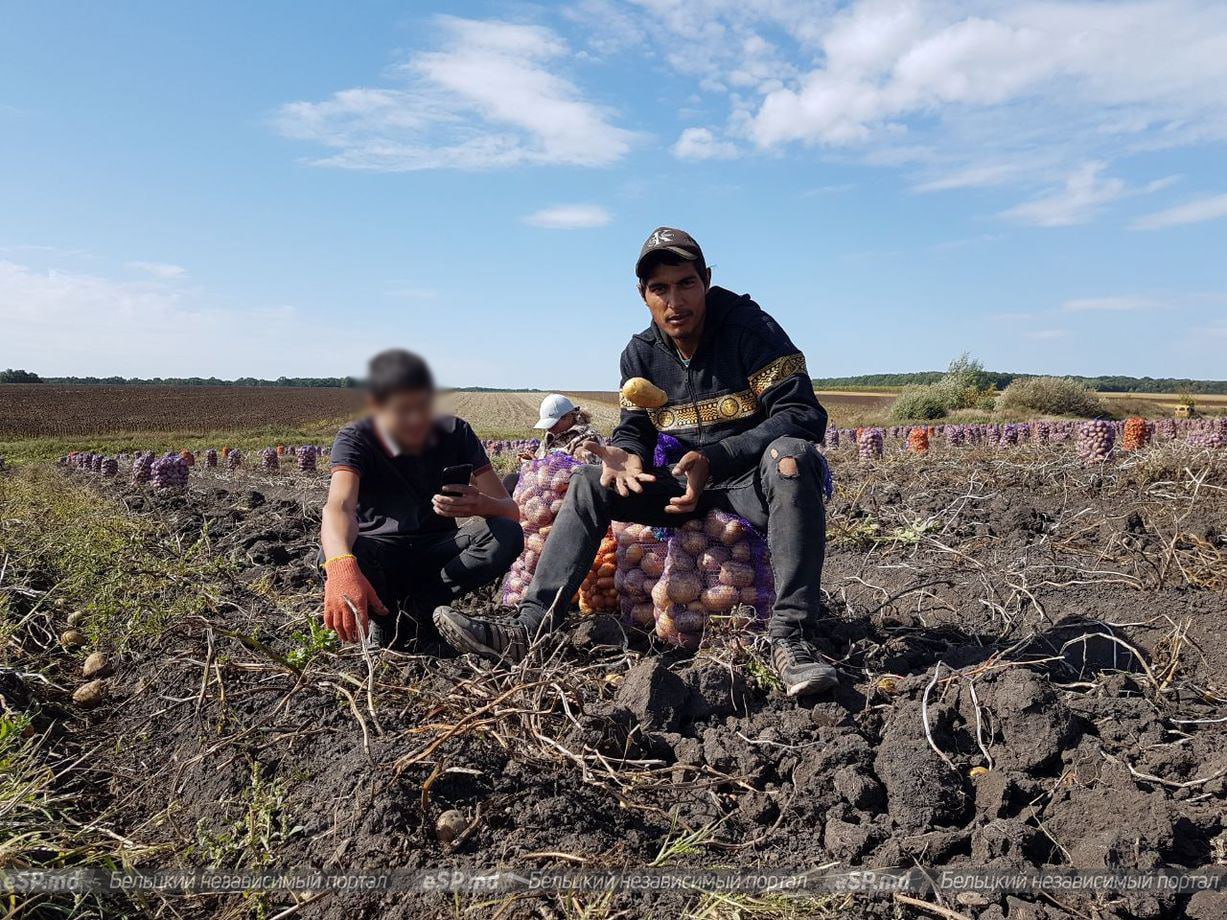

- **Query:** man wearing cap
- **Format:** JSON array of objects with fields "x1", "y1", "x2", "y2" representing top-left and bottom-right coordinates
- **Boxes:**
[
  {"x1": 436, "y1": 228, "x2": 837, "y2": 697},
  {"x1": 523, "y1": 394, "x2": 604, "y2": 461}
]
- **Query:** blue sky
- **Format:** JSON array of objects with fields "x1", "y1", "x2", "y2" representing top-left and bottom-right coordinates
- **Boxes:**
[{"x1": 2, "y1": 0, "x2": 1225, "y2": 386}]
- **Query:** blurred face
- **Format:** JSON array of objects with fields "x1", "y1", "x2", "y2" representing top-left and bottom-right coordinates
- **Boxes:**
[
  {"x1": 642, "y1": 261, "x2": 709, "y2": 352},
  {"x1": 369, "y1": 388, "x2": 435, "y2": 451},
  {"x1": 549, "y1": 411, "x2": 576, "y2": 435}
]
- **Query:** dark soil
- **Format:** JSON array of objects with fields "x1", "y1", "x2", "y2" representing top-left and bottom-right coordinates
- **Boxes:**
[{"x1": 6, "y1": 445, "x2": 1227, "y2": 919}]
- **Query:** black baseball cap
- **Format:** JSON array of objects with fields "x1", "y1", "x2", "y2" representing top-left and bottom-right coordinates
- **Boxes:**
[{"x1": 635, "y1": 227, "x2": 706, "y2": 280}]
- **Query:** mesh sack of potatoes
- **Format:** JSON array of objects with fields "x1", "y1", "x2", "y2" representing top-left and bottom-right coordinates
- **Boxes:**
[
  {"x1": 578, "y1": 528, "x2": 618, "y2": 614},
  {"x1": 650, "y1": 510, "x2": 773, "y2": 650},
  {"x1": 500, "y1": 452, "x2": 586, "y2": 606},
  {"x1": 613, "y1": 521, "x2": 671, "y2": 630}
]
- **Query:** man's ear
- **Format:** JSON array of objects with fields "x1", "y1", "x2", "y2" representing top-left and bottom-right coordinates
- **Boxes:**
[{"x1": 703, "y1": 267, "x2": 712, "y2": 289}]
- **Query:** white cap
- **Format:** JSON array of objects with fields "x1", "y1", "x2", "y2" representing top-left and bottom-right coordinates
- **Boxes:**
[{"x1": 534, "y1": 393, "x2": 577, "y2": 429}]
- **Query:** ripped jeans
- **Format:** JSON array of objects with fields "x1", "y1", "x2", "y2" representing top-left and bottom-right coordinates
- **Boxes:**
[{"x1": 520, "y1": 436, "x2": 827, "y2": 640}]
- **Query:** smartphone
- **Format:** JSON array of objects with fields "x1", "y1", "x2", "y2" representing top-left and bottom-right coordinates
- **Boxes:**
[{"x1": 439, "y1": 463, "x2": 473, "y2": 493}]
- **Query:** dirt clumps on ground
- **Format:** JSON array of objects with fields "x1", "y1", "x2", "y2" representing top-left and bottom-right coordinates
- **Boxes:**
[{"x1": 4, "y1": 444, "x2": 1225, "y2": 919}]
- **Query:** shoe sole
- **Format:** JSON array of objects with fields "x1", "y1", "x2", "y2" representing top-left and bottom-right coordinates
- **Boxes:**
[
  {"x1": 785, "y1": 671, "x2": 839, "y2": 698},
  {"x1": 432, "y1": 609, "x2": 510, "y2": 662}
]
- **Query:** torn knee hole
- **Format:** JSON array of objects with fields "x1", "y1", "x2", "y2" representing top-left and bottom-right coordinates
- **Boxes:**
[{"x1": 777, "y1": 456, "x2": 800, "y2": 478}]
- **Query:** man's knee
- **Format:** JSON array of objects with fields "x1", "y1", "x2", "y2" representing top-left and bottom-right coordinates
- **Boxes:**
[
  {"x1": 763, "y1": 437, "x2": 819, "y2": 480},
  {"x1": 483, "y1": 516, "x2": 525, "y2": 564},
  {"x1": 569, "y1": 464, "x2": 614, "y2": 506}
]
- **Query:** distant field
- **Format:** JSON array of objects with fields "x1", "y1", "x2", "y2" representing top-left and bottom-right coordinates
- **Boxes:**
[
  {"x1": 0, "y1": 384, "x2": 364, "y2": 438},
  {"x1": 440, "y1": 390, "x2": 621, "y2": 435},
  {"x1": 5, "y1": 383, "x2": 1221, "y2": 464}
]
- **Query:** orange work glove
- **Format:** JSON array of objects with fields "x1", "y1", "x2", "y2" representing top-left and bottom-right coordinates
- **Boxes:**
[{"x1": 323, "y1": 555, "x2": 388, "y2": 644}]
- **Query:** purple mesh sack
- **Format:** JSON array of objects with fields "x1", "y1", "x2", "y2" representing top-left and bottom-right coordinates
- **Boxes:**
[
  {"x1": 500, "y1": 453, "x2": 585, "y2": 607},
  {"x1": 613, "y1": 521, "x2": 670, "y2": 630},
  {"x1": 651, "y1": 510, "x2": 773, "y2": 650},
  {"x1": 1078, "y1": 420, "x2": 1115, "y2": 463}
]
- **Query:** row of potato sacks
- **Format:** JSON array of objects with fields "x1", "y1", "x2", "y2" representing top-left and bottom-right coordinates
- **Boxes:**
[{"x1": 502, "y1": 451, "x2": 776, "y2": 649}]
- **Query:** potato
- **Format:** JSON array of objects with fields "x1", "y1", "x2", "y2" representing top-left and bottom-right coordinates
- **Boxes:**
[
  {"x1": 624, "y1": 542, "x2": 646, "y2": 564},
  {"x1": 699, "y1": 546, "x2": 730, "y2": 573},
  {"x1": 718, "y1": 561, "x2": 756, "y2": 588},
  {"x1": 656, "y1": 614, "x2": 701, "y2": 650},
  {"x1": 549, "y1": 499, "x2": 564, "y2": 515},
  {"x1": 435, "y1": 809, "x2": 467, "y2": 844},
  {"x1": 720, "y1": 519, "x2": 747, "y2": 546},
  {"x1": 526, "y1": 532, "x2": 546, "y2": 554},
  {"x1": 82, "y1": 651, "x2": 112, "y2": 679},
  {"x1": 630, "y1": 603, "x2": 655, "y2": 627},
  {"x1": 668, "y1": 551, "x2": 696, "y2": 573},
  {"x1": 597, "y1": 562, "x2": 615, "y2": 577},
  {"x1": 621, "y1": 377, "x2": 668, "y2": 409},
  {"x1": 60, "y1": 629, "x2": 87, "y2": 650},
  {"x1": 701, "y1": 584, "x2": 739, "y2": 612},
  {"x1": 679, "y1": 530, "x2": 707, "y2": 556},
  {"x1": 730, "y1": 542, "x2": 753, "y2": 562},
  {"x1": 651, "y1": 578, "x2": 671, "y2": 608},
  {"x1": 665, "y1": 571, "x2": 702, "y2": 604},
  {"x1": 73, "y1": 679, "x2": 106, "y2": 708},
  {"x1": 640, "y1": 548, "x2": 666, "y2": 578},
  {"x1": 672, "y1": 608, "x2": 708, "y2": 632}
]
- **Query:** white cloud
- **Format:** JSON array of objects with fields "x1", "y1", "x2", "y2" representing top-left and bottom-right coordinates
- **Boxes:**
[
  {"x1": 1026, "y1": 329, "x2": 1069, "y2": 341},
  {"x1": 671, "y1": 127, "x2": 739, "y2": 160},
  {"x1": 127, "y1": 261, "x2": 187, "y2": 280},
  {"x1": 746, "y1": 2, "x2": 1227, "y2": 149},
  {"x1": 1062, "y1": 296, "x2": 1164, "y2": 312},
  {"x1": 275, "y1": 16, "x2": 635, "y2": 171},
  {"x1": 0, "y1": 259, "x2": 371, "y2": 377},
  {"x1": 1130, "y1": 192, "x2": 1227, "y2": 230},
  {"x1": 522, "y1": 204, "x2": 611, "y2": 229},
  {"x1": 1000, "y1": 162, "x2": 1175, "y2": 227},
  {"x1": 593, "y1": 1, "x2": 1227, "y2": 214}
]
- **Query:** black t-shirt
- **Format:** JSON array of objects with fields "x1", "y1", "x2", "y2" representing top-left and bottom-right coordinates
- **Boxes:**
[{"x1": 330, "y1": 416, "x2": 491, "y2": 539}]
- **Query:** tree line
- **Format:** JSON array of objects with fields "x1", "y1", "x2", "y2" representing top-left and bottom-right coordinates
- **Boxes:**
[{"x1": 812, "y1": 371, "x2": 1227, "y2": 395}]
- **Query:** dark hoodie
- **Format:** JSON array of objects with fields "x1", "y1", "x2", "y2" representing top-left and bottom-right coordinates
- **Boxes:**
[{"x1": 610, "y1": 286, "x2": 827, "y2": 487}]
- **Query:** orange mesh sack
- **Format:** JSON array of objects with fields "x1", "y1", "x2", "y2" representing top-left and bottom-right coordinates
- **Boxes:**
[
  {"x1": 501, "y1": 453, "x2": 585, "y2": 607},
  {"x1": 579, "y1": 528, "x2": 618, "y2": 614},
  {"x1": 1123, "y1": 417, "x2": 1149, "y2": 451},
  {"x1": 613, "y1": 522, "x2": 670, "y2": 630},
  {"x1": 651, "y1": 511, "x2": 774, "y2": 650}
]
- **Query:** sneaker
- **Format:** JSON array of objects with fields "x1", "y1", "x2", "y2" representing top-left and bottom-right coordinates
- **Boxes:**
[
  {"x1": 433, "y1": 606, "x2": 533, "y2": 663},
  {"x1": 770, "y1": 637, "x2": 838, "y2": 697}
]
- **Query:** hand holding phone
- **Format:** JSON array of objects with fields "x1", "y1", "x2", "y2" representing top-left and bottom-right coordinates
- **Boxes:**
[
  {"x1": 433, "y1": 464, "x2": 481, "y2": 518},
  {"x1": 439, "y1": 463, "x2": 473, "y2": 493}
]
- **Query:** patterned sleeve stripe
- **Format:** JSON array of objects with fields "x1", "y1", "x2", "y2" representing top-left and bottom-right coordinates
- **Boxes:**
[{"x1": 748, "y1": 353, "x2": 808, "y2": 397}]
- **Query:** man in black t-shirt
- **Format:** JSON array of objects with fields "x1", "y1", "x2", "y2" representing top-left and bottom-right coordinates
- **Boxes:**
[{"x1": 320, "y1": 350, "x2": 522, "y2": 648}]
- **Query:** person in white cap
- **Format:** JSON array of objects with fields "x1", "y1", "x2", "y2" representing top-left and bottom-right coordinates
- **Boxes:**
[{"x1": 519, "y1": 394, "x2": 603, "y2": 462}]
